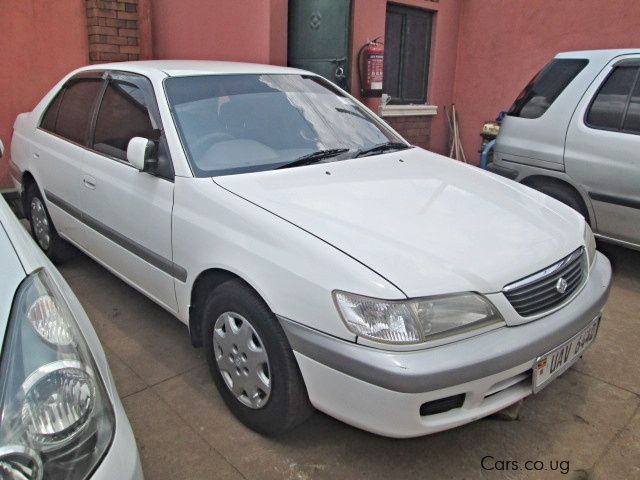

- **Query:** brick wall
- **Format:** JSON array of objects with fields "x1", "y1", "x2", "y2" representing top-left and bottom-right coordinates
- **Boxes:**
[
  {"x1": 383, "y1": 115, "x2": 431, "y2": 149},
  {"x1": 86, "y1": 0, "x2": 141, "y2": 63}
]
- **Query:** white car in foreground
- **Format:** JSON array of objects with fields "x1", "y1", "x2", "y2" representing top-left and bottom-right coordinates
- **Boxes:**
[
  {"x1": 10, "y1": 61, "x2": 611, "y2": 438},
  {"x1": 0, "y1": 140, "x2": 142, "y2": 478}
]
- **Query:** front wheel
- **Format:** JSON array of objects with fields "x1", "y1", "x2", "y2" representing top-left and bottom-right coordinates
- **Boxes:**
[{"x1": 202, "y1": 280, "x2": 313, "y2": 435}]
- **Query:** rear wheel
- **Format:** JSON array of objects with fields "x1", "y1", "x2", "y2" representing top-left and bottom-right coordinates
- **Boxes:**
[
  {"x1": 25, "y1": 183, "x2": 76, "y2": 263},
  {"x1": 202, "y1": 280, "x2": 313, "y2": 435}
]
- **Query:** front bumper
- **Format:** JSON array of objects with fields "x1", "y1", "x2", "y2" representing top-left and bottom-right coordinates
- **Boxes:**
[{"x1": 281, "y1": 251, "x2": 611, "y2": 438}]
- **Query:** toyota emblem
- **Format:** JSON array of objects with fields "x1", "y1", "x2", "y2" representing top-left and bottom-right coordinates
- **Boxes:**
[{"x1": 555, "y1": 277, "x2": 568, "y2": 294}]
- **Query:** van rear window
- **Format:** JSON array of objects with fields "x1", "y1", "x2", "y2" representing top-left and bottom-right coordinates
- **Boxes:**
[{"x1": 507, "y1": 59, "x2": 588, "y2": 119}]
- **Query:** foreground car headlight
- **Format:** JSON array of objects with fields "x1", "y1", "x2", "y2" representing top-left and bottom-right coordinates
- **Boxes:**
[
  {"x1": 333, "y1": 291, "x2": 503, "y2": 345},
  {"x1": 584, "y1": 223, "x2": 596, "y2": 268},
  {"x1": 0, "y1": 269, "x2": 114, "y2": 480}
]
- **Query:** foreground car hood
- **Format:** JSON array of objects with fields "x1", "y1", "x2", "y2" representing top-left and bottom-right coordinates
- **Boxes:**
[{"x1": 214, "y1": 148, "x2": 584, "y2": 297}]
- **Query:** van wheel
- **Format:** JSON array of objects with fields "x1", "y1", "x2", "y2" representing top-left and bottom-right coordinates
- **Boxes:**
[
  {"x1": 202, "y1": 280, "x2": 313, "y2": 435},
  {"x1": 529, "y1": 181, "x2": 590, "y2": 223},
  {"x1": 25, "y1": 183, "x2": 76, "y2": 263}
]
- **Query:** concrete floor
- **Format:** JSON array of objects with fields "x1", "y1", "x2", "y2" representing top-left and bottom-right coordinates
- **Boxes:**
[{"x1": 57, "y1": 244, "x2": 640, "y2": 480}]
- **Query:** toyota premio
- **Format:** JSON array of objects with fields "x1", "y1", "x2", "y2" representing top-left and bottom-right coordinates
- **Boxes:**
[{"x1": 9, "y1": 61, "x2": 611, "y2": 438}]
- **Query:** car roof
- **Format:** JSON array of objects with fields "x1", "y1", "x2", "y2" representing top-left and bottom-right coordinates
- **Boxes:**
[
  {"x1": 556, "y1": 48, "x2": 640, "y2": 59},
  {"x1": 74, "y1": 60, "x2": 311, "y2": 77}
]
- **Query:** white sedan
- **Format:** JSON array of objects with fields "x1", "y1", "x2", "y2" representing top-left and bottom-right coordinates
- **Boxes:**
[
  {"x1": 9, "y1": 61, "x2": 611, "y2": 438},
  {"x1": 0, "y1": 140, "x2": 142, "y2": 478}
]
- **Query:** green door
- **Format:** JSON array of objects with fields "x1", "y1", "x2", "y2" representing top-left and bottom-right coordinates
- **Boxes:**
[{"x1": 288, "y1": 0, "x2": 352, "y2": 90}]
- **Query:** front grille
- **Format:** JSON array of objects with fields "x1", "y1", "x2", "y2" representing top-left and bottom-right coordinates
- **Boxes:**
[{"x1": 503, "y1": 248, "x2": 586, "y2": 317}]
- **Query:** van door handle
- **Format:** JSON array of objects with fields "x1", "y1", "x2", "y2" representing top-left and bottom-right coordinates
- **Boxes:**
[{"x1": 83, "y1": 176, "x2": 96, "y2": 190}]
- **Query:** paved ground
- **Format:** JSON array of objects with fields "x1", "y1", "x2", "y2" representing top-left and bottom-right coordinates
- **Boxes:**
[{"x1": 57, "y1": 243, "x2": 640, "y2": 480}]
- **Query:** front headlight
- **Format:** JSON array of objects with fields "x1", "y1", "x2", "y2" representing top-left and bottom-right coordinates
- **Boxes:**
[
  {"x1": 0, "y1": 269, "x2": 115, "y2": 480},
  {"x1": 333, "y1": 291, "x2": 503, "y2": 345},
  {"x1": 584, "y1": 223, "x2": 596, "y2": 268}
]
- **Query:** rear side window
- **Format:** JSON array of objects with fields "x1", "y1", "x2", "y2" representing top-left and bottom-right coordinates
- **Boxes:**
[
  {"x1": 623, "y1": 77, "x2": 640, "y2": 133},
  {"x1": 54, "y1": 79, "x2": 104, "y2": 145},
  {"x1": 93, "y1": 80, "x2": 155, "y2": 161},
  {"x1": 508, "y1": 59, "x2": 588, "y2": 119},
  {"x1": 586, "y1": 66, "x2": 639, "y2": 130}
]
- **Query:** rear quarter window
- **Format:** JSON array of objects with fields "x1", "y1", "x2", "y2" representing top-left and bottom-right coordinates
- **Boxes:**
[{"x1": 507, "y1": 59, "x2": 588, "y2": 119}]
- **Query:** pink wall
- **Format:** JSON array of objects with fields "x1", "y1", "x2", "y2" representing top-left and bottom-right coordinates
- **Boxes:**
[
  {"x1": 151, "y1": 0, "x2": 287, "y2": 65},
  {"x1": 453, "y1": 0, "x2": 640, "y2": 165},
  {"x1": 0, "y1": 0, "x2": 89, "y2": 187},
  {"x1": 350, "y1": 0, "x2": 462, "y2": 154}
]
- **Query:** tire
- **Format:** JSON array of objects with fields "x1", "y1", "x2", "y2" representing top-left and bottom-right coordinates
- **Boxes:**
[
  {"x1": 202, "y1": 280, "x2": 313, "y2": 435},
  {"x1": 530, "y1": 181, "x2": 590, "y2": 223},
  {"x1": 25, "y1": 183, "x2": 76, "y2": 263}
]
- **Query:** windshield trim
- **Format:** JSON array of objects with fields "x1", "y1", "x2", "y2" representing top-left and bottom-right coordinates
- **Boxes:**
[{"x1": 162, "y1": 73, "x2": 407, "y2": 178}]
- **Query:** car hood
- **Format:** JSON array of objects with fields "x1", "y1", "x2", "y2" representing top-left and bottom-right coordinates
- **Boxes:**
[{"x1": 214, "y1": 148, "x2": 584, "y2": 298}]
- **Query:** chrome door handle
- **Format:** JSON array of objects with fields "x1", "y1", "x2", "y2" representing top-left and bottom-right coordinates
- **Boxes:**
[{"x1": 83, "y1": 176, "x2": 96, "y2": 190}]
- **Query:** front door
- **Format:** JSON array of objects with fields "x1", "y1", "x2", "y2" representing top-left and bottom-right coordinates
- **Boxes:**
[
  {"x1": 78, "y1": 72, "x2": 179, "y2": 312},
  {"x1": 564, "y1": 56, "x2": 640, "y2": 245},
  {"x1": 288, "y1": 0, "x2": 352, "y2": 90}
]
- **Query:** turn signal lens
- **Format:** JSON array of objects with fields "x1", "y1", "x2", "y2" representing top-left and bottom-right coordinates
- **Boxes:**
[
  {"x1": 27, "y1": 295, "x2": 74, "y2": 347},
  {"x1": 333, "y1": 291, "x2": 420, "y2": 343}
]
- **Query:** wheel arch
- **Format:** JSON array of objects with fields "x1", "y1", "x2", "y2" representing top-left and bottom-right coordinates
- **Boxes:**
[
  {"x1": 188, "y1": 267, "x2": 272, "y2": 348},
  {"x1": 521, "y1": 174, "x2": 593, "y2": 226},
  {"x1": 21, "y1": 171, "x2": 37, "y2": 217}
]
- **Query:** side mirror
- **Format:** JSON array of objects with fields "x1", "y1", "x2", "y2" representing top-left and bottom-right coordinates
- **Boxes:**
[
  {"x1": 0, "y1": 139, "x2": 4, "y2": 158},
  {"x1": 126, "y1": 137, "x2": 157, "y2": 172}
]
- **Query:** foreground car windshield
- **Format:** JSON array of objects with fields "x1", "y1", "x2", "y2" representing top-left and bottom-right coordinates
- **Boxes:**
[{"x1": 165, "y1": 74, "x2": 404, "y2": 176}]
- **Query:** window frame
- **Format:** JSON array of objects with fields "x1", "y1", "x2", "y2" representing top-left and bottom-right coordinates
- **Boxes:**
[
  {"x1": 39, "y1": 70, "x2": 174, "y2": 181},
  {"x1": 383, "y1": 3, "x2": 433, "y2": 105},
  {"x1": 38, "y1": 71, "x2": 106, "y2": 147},
  {"x1": 584, "y1": 59, "x2": 640, "y2": 136}
]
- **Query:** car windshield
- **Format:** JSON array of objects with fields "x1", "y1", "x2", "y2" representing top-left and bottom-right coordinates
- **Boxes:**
[{"x1": 164, "y1": 74, "x2": 405, "y2": 177}]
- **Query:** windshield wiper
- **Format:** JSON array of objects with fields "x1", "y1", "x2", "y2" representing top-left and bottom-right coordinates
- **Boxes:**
[
  {"x1": 277, "y1": 148, "x2": 349, "y2": 169},
  {"x1": 355, "y1": 142, "x2": 411, "y2": 158}
]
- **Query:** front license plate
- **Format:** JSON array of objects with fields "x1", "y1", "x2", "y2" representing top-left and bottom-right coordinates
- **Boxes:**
[{"x1": 533, "y1": 316, "x2": 600, "y2": 392}]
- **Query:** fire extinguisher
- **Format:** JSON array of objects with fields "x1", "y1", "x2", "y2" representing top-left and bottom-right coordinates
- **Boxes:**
[{"x1": 358, "y1": 38, "x2": 384, "y2": 98}]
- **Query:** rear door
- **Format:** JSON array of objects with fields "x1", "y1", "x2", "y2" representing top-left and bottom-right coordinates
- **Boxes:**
[
  {"x1": 35, "y1": 73, "x2": 105, "y2": 244},
  {"x1": 565, "y1": 57, "x2": 640, "y2": 244},
  {"x1": 78, "y1": 71, "x2": 179, "y2": 312}
]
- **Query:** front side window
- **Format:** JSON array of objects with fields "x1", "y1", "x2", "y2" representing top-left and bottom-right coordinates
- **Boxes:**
[
  {"x1": 165, "y1": 74, "x2": 402, "y2": 177},
  {"x1": 383, "y1": 5, "x2": 433, "y2": 104},
  {"x1": 93, "y1": 80, "x2": 155, "y2": 160},
  {"x1": 508, "y1": 59, "x2": 588, "y2": 119},
  {"x1": 42, "y1": 79, "x2": 104, "y2": 144}
]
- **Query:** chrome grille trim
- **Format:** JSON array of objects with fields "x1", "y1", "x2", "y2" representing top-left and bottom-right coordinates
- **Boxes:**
[{"x1": 503, "y1": 248, "x2": 587, "y2": 317}]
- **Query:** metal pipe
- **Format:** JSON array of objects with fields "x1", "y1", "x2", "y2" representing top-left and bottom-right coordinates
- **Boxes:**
[{"x1": 480, "y1": 139, "x2": 496, "y2": 169}]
